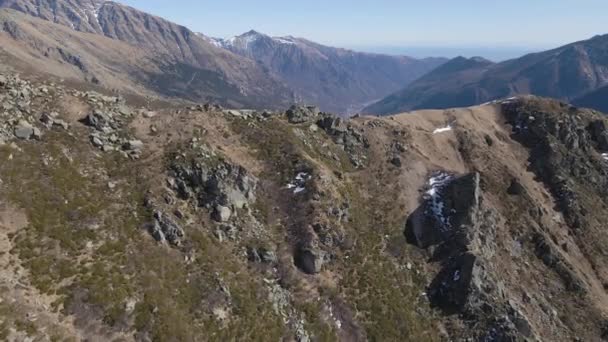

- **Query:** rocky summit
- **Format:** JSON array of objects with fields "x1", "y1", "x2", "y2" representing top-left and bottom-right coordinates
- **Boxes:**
[{"x1": 2, "y1": 69, "x2": 608, "y2": 341}]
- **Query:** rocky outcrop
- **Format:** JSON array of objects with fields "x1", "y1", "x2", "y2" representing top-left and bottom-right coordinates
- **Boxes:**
[
  {"x1": 149, "y1": 211, "x2": 185, "y2": 246},
  {"x1": 316, "y1": 114, "x2": 369, "y2": 167},
  {"x1": 406, "y1": 172, "x2": 535, "y2": 339},
  {"x1": 502, "y1": 98, "x2": 608, "y2": 231},
  {"x1": 168, "y1": 147, "x2": 257, "y2": 222},
  {"x1": 294, "y1": 246, "x2": 326, "y2": 275},
  {"x1": 406, "y1": 172, "x2": 480, "y2": 248},
  {"x1": 0, "y1": 74, "x2": 48, "y2": 142},
  {"x1": 79, "y1": 91, "x2": 142, "y2": 157},
  {"x1": 286, "y1": 105, "x2": 320, "y2": 124}
]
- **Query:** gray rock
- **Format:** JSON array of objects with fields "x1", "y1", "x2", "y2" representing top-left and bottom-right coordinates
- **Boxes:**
[
  {"x1": 286, "y1": 105, "x2": 320, "y2": 124},
  {"x1": 124, "y1": 140, "x2": 144, "y2": 151},
  {"x1": 507, "y1": 178, "x2": 525, "y2": 195},
  {"x1": 390, "y1": 157, "x2": 402, "y2": 167},
  {"x1": 90, "y1": 135, "x2": 104, "y2": 148},
  {"x1": 213, "y1": 205, "x2": 232, "y2": 222},
  {"x1": 317, "y1": 114, "x2": 369, "y2": 167},
  {"x1": 150, "y1": 211, "x2": 184, "y2": 245},
  {"x1": 14, "y1": 120, "x2": 34, "y2": 140},
  {"x1": 85, "y1": 111, "x2": 113, "y2": 131},
  {"x1": 169, "y1": 155, "x2": 258, "y2": 216},
  {"x1": 54, "y1": 119, "x2": 69, "y2": 130},
  {"x1": 226, "y1": 110, "x2": 243, "y2": 117},
  {"x1": 32, "y1": 127, "x2": 42, "y2": 140},
  {"x1": 248, "y1": 247, "x2": 277, "y2": 264},
  {"x1": 41, "y1": 113, "x2": 69, "y2": 130},
  {"x1": 294, "y1": 247, "x2": 326, "y2": 274},
  {"x1": 143, "y1": 111, "x2": 156, "y2": 118},
  {"x1": 590, "y1": 120, "x2": 608, "y2": 151}
]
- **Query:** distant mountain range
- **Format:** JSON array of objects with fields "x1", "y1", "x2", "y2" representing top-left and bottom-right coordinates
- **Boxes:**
[
  {"x1": 0, "y1": 0, "x2": 446, "y2": 113},
  {"x1": 365, "y1": 34, "x2": 608, "y2": 115},
  {"x1": 2, "y1": 0, "x2": 608, "y2": 116},
  {"x1": 200, "y1": 30, "x2": 446, "y2": 113},
  {"x1": 0, "y1": 0, "x2": 300, "y2": 109}
]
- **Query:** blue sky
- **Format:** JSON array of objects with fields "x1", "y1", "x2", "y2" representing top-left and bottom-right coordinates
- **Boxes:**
[{"x1": 119, "y1": 0, "x2": 608, "y2": 59}]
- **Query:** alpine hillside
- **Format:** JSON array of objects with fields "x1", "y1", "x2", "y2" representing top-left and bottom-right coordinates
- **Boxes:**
[{"x1": 2, "y1": 70, "x2": 608, "y2": 340}]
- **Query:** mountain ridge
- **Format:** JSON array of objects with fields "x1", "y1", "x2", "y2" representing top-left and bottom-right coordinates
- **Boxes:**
[
  {"x1": 0, "y1": 1, "x2": 447, "y2": 114},
  {"x1": 365, "y1": 34, "x2": 608, "y2": 115},
  {"x1": 201, "y1": 29, "x2": 447, "y2": 113}
]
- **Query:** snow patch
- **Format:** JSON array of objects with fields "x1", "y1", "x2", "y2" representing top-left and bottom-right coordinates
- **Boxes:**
[
  {"x1": 481, "y1": 96, "x2": 520, "y2": 106},
  {"x1": 286, "y1": 172, "x2": 312, "y2": 195},
  {"x1": 432, "y1": 124, "x2": 452, "y2": 134},
  {"x1": 602, "y1": 153, "x2": 608, "y2": 161},
  {"x1": 208, "y1": 39, "x2": 224, "y2": 48},
  {"x1": 224, "y1": 31, "x2": 263, "y2": 49},
  {"x1": 273, "y1": 37, "x2": 295, "y2": 45},
  {"x1": 424, "y1": 172, "x2": 455, "y2": 232}
]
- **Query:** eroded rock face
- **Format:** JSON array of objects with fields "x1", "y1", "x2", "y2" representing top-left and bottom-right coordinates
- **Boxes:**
[
  {"x1": 316, "y1": 114, "x2": 369, "y2": 167},
  {"x1": 406, "y1": 172, "x2": 532, "y2": 339},
  {"x1": 406, "y1": 172, "x2": 480, "y2": 248},
  {"x1": 169, "y1": 150, "x2": 257, "y2": 222},
  {"x1": 503, "y1": 98, "x2": 608, "y2": 231}
]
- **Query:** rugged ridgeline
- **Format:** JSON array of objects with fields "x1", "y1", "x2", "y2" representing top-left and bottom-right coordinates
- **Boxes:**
[
  {"x1": 202, "y1": 30, "x2": 446, "y2": 114},
  {"x1": 0, "y1": 0, "x2": 446, "y2": 115},
  {"x1": 0, "y1": 0, "x2": 296, "y2": 109},
  {"x1": 366, "y1": 34, "x2": 608, "y2": 115},
  {"x1": 4, "y1": 72, "x2": 608, "y2": 341}
]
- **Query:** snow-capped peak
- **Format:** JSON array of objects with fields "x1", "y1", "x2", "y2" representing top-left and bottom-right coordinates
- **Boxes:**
[{"x1": 197, "y1": 30, "x2": 299, "y2": 50}]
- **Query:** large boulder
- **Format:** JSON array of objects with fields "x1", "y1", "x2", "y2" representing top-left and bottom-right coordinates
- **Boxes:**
[
  {"x1": 294, "y1": 247, "x2": 326, "y2": 274},
  {"x1": 14, "y1": 120, "x2": 34, "y2": 140},
  {"x1": 212, "y1": 205, "x2": 232, "y2": 222},
  {"x1": 286, "y1": 105, "x2": 320, "y2": 124}
]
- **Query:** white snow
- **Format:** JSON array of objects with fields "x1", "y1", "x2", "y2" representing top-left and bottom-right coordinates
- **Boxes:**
[
  {"x1": 273, "y1": 37, "x2": 296, "y2": 45},
  {"x1": 432, "y1": 125, "x2": 452, "y2": 134},
  {"x1": 286, "y1": 172, "x2": 312, "y2": 194},
  {"x1": 208, "y1": 39, "x2": 224, "y2": 48},
  {"x1": 424, "y1": 172, "x2": 455, "y2": 232},
  {"x1": 602, "y1": 153, "x2": 608, "y2": 161},
  {"x1": 224, "y1": 31, "x2": 262, "y2": 49}
]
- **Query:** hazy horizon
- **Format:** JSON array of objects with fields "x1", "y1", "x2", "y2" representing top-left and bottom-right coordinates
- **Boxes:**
[
  {"x1": 347, "y1": 45, "x2": 546, "y2": 62},
  {"x1": 120, "y1": 0, "x2": 607, "y2": 59}
]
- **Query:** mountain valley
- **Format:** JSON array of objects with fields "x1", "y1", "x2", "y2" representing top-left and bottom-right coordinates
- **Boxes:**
[{"x1": 0, "y1": 1, "x2": 608, "y2": 341}]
